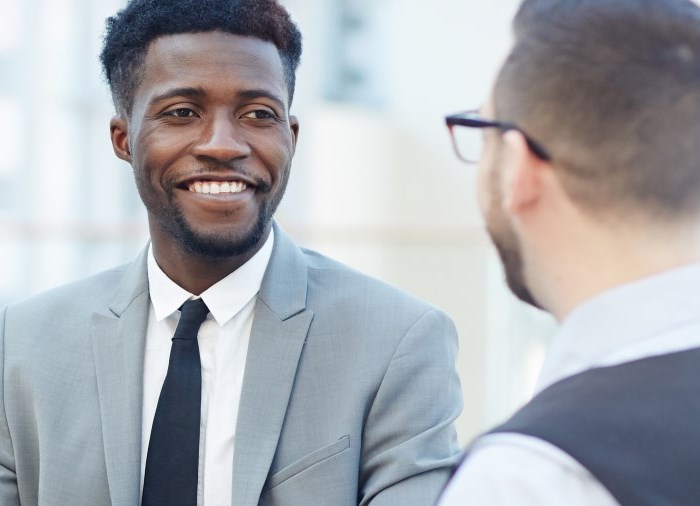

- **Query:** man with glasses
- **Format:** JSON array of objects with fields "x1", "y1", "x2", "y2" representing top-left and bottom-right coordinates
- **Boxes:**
[{"x1": 439, "y1": 0, "x2": 700, "y2": 504}]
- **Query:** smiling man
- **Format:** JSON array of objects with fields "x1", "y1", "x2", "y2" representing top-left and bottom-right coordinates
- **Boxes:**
[
  {"x1": 110, "y1": 31, "x2": 298, "y2": 294},
  {"x1": 0, "y1": 1, "x2": 462, "y2": 505}
]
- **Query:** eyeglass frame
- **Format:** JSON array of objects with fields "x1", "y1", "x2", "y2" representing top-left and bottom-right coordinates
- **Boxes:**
[{"x1": 445, "y1": 111, "x2": 551, "y2": 163}]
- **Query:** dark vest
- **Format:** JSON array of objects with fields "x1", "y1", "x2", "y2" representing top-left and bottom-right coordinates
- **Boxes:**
[{"x1": 487, "y1": 347, "x2": 700, "y2": 505}]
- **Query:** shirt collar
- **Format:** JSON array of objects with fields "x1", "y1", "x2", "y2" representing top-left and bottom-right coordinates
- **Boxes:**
[
  {"x1": 147, "y1": 229, "x2": 275, "y2": 326},
  {"x1": 535, "y1": 261, "x2": 700, "y2": 393}
]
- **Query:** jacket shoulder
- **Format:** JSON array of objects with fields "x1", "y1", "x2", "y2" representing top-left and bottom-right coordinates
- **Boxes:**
[
  {"x1": 3, "y1": 263, "x2": 131, "y2": 322},
  {"x1": 300, "y1": 247, "x2": 448, "y2": 323}
]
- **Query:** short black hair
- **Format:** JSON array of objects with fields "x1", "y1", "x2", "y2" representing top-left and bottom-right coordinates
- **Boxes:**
[
  {"x1": 495, "y1": 0, "x2": 700, "y2": 220},
  {"x1": 100, "y1": 0, "x2": 302, "y2": 115}
]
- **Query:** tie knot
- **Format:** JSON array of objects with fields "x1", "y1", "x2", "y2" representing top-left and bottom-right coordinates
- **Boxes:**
[{"x1": 174, "y1": 299, "x2": 210, "y2": 340}]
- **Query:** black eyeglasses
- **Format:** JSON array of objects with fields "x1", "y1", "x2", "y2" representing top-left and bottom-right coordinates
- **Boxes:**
[{"x1": 445, "y1": 111, "x2": 551, "y2": 163}]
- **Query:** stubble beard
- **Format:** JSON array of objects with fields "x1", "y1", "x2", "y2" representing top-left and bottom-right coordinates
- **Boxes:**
[
  {"x1": 488, "y1": 220, "x2": 541, "y2": 309},
  {"x1": 172, "y1": 202, "x2": 272, "y2": 258},
  {"x1": 149, "y1": 169, "x2": 288, "y2": 259},
  {"x1": 485, "y1": 164, "x2": 541, "y2": 309}
]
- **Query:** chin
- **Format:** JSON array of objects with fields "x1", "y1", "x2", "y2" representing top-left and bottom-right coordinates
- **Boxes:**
[
  {"x1": 186, "y1": 230, "x2": 267, "y2": 258},
  {"x1": 504, "y1": 272, "x2": 542, "y2": 309},
  {"x1": 488, "y1": 225, "x2": 542, "y2": 309},
  {"x1": 175, "y1": 216, "x2": 270, "y2": 259}
]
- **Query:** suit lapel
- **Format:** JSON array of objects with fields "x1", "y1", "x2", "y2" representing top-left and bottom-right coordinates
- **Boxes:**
[
  {"x1": 92, "y1": 248, "x2": 150, "y2": 506},
  {"x1": 87, "y1": 229, "x2": 312, "y2": 506},
  {"x1": 232, "y1": 225, "x2": 314, "y2": 506}
]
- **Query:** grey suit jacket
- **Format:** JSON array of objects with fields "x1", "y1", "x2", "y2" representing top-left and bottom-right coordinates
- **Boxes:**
[{"x1": 0, "y1": 225, "x2": 463, "y2": 506}]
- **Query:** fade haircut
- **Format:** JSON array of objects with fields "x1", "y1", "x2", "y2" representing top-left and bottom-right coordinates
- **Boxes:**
[
  {"x1": 494, "y1": 0, "x2": 700, "y2": 220},
  {"x1": 100, "y1": 0, "x2": 302, "y2": 115}
]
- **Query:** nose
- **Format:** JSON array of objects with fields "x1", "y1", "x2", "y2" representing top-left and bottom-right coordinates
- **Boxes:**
[{"x1": 192, "y1": 112, "x2": 251, "y2": 162}]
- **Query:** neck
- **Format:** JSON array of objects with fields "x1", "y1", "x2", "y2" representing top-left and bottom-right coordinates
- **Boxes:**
[
  {"x1": 150, "y1": 227, "x2": 271, "y2": 296},
  {"x1": 529, "y1": 220, "x2": 700, "y2": 320}
]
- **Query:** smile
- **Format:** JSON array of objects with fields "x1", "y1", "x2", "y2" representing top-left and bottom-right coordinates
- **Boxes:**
[{"x1": 188, "y1": 181, "x2": 248, "y2": 194}]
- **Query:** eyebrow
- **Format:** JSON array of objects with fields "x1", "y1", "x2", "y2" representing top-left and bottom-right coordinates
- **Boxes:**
[
  {"x1": 149, "y1": 87, "x2": 204, "y2": 106},
  {"x1": 238, "y1": 89, "x2": 286, "y2": 111},
  {"x1": 148, "y1": 87, "x2": 287, "y2": 111}
]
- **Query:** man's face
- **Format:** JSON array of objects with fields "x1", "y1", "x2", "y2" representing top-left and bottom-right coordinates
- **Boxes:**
[
  {"x1": 478, "y1": 101, "x2": 539, "y2": 307},
  {"x1": 115, "y1": 32, "x2": 298, "y2": 258}
]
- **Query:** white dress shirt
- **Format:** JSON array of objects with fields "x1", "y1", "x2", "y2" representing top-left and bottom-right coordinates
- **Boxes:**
[
  {"x1": 440, "y1": 261, "x2": 700, "y2": 506},
  {"x1": 140, "y1": 231, "x2": 274, "y2": 506}
]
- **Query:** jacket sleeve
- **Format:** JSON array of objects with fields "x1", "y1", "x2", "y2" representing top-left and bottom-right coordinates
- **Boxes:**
[
  {"x1": 359, "y1": 308, "x2": 464, "y2": 506},
  {"x1": 0, "y1": 307, "x2": 20, "y2": 505}
]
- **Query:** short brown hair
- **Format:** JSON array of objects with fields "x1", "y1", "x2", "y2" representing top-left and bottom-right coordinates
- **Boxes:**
[{"x1": 494, "y1": 0, "x2": 700, "y2": 220}]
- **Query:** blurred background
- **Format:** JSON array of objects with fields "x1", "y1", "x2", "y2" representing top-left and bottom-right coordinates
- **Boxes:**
[{"x1": 0, "y1": 0, "x2": 556, "y2": 441}]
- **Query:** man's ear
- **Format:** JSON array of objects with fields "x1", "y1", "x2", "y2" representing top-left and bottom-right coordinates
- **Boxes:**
[
  {"x1": 289, "y1": 114, "x2": 300, "y2": 154},
  {"x1": 500, "y1": 130, "x2": 547, "y2": 215},
  {"x1": 110, "y1": 115, "x2": 131, "y2": 162}
]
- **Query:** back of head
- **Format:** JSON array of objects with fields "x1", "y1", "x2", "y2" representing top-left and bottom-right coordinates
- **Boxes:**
[
  {"x1": 100, "y1": 0, "x2": 302, "y2": 115},
  {"x1": 494, "y1": 0, "x2": 700, "y2": 222}
]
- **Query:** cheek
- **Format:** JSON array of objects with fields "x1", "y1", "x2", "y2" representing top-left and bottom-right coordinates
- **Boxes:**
[
  {"x1": 476, "y1": 158, "x2": 492, "y2": 218},
  {"x1": 134, "y1": 132, "x2": 189, "y2": 183},
  {"x1": 255, "y1": 136, "x2": 294, "y2": 180},
  {"x1": 476, "y1": 139, "x2": 504, "y2": 218}
]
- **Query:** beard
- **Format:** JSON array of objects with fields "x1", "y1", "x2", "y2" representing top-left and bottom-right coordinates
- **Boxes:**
[
  {"x1": 170, "y1": 198, "x2": 274, "y2": 258},
  {"x1": 140, "y1": 165, "x2": 288, "y2": 259},
  {"x1": 487, "y1": 218, "x2": 541, "y2": 308},
  {"x1": 484, "y1": 164, "x2": 541, "y2": 309}
]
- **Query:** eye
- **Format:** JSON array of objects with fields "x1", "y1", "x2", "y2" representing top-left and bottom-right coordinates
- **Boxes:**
[
  {"x1": 165, "y1": 107, "x2": 197, "y2": 118},
  {"x1": 242, "y1": 109, "x2": 278, "y2": 120}
]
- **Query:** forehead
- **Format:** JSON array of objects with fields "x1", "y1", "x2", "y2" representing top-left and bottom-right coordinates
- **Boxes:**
[{"x1": 137, "y1": 32, "x2": 287, "y2": 103}]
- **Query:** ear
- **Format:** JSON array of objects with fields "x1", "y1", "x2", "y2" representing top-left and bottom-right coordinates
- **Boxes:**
[
  {"x1": 110, "y1": 115, "x2": 131, "y2": 163},
  {"x1": 499, "y1": 130, "x2": 548, "y2": 215},
  {"x1": 289, "y1": 114, "x2": 300, "y2": 154}
]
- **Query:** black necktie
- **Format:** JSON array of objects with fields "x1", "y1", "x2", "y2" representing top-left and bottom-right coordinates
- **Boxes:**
[{"x1": 142, "y1": 298, "x2": 210, "y2": 506}]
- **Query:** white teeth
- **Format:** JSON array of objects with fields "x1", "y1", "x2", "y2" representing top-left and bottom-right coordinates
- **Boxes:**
[{"x1": 188, "y1": 181, "x2": 248, "y2": 194}]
